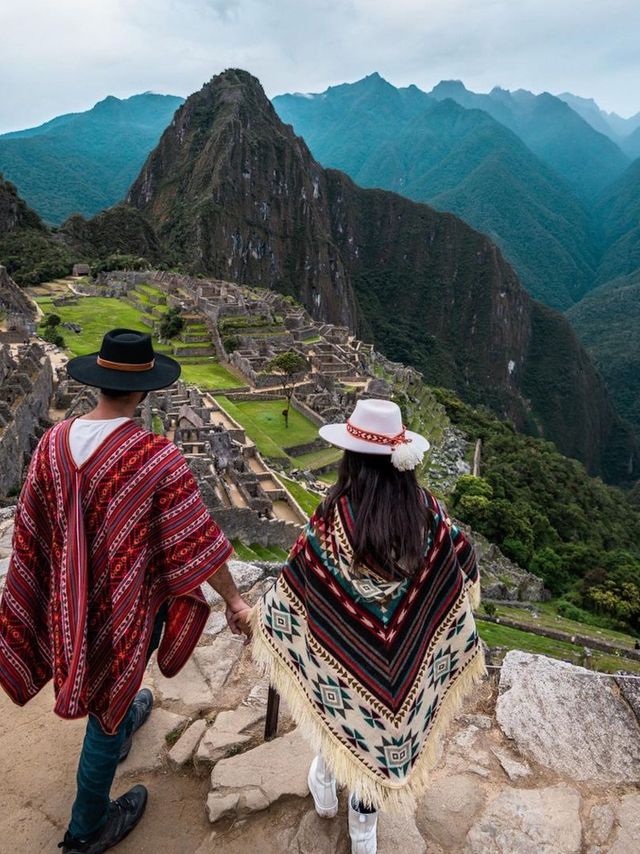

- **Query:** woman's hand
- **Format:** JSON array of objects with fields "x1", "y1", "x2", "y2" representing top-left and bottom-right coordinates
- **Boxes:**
[
  {"x1": 228, "y1": 607, "x2": 253, "y2": 645},
  {"x1": 225, "y1": 596, "x2": 252, "y2": 644}
]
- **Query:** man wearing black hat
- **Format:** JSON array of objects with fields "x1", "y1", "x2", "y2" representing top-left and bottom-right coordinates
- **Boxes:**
[{"x1": 0, "y1": 330, "x2": 249, "y2": 853}]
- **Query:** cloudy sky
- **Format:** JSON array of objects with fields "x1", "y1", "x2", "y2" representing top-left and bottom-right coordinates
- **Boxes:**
[{"x1": 1, "y1": 0, "x2": 638, "y2": 133}]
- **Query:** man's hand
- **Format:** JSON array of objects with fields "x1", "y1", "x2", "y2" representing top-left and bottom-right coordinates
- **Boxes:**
[
  {"x1": 225, "y1": 597, "x2": 252, "y2": 644},
  {"x1": 207, "y1": 563, "x2": 253, "y2": 644}
]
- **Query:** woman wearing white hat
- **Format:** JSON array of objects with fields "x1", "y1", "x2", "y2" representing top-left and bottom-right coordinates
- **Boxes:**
[{"x1": 246, "y1": 399, "x2": 485, "y2": 853}]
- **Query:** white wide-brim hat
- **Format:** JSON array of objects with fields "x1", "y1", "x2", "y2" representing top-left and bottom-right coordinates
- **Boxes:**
[{"x1": 319, "y1": 399, "x2": 430, "y2": 471}]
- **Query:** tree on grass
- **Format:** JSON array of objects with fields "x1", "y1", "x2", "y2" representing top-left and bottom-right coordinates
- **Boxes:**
[
  {"x1": 159, "y1": 307, "x2": 184, "y2": 340},
  {"x1": 41, "y1": 313, "x2": 65, "y2": 348},
  {"x1": 266, "y1": 350, "x2": 308, "y2": 428}
]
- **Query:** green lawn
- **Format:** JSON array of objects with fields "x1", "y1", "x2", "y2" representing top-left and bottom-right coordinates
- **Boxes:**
[
  {"x1": 36, "y1": 289, "x2": 244, "y2": 393},
  {"x1": 36, "y1": 296, "x2": 147, "y2": 356},
  {"x1": 492, "y1": 601, "x2": 638, "y2": 650},
  {"x1": 279, "y1": 476, "x2": 323, "y2": 516},
  {"x1": 216, "y1": 397, "x2": 319, "y2": 456},
  {"x1": 317, "y1": 470, "x2": 338, "y2": 485},
  {"x1": 293, "y1": 446, "x2": 343, "y2": 471},
  {"x1": 231, "y1": 539, "x2": 288, "y2": 563},
  {"x1": 215, "y1": 397, "x2": 287, "y2": 458},
  {"x1": 477, "y1": 619, "x2": 640, "y2": 674},
  {"x1": 179, "y1": 360, "x2": 243, "y2": 389}
]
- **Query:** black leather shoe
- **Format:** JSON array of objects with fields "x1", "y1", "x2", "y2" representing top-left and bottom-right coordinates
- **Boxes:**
[
  {"x1": 118, "y1": 688, "x2": 154, "y2": 762},
  {"x1": 59, "y1": 785, "x2": 148, "y2": 853}
]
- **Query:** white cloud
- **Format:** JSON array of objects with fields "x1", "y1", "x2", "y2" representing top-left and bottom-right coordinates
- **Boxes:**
[{"x1": 0, "y1": 0, "x2": 638, "y2": 132}]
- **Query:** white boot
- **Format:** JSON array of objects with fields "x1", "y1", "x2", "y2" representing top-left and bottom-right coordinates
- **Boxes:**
[
  {"x1": 307, "y1": 754, "x2": 338, "y2": 818},
  {"x1": 348, "y1": 794, "x2": 378, "y2": 854}
]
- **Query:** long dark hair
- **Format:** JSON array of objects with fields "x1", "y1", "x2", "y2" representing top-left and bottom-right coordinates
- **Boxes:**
[{"x1": 322, "y1": 451, "x2": 432, "y2": 580}]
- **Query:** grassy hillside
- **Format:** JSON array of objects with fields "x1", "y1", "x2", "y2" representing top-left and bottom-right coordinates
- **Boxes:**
[
  {"x1": 0, "y1": 93, "x2": 183, "y2": 224},
  {"x1": 435, "y1": 385, "x2": 640, "y2": 635}
]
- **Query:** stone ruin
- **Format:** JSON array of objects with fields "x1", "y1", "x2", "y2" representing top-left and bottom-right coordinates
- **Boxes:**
[
  {"x1": 0, "y1": 265, "x2": 36, "y2": 337},
  {"x1": 52, "y1": 372, "x2": 306, "y2": 550},
  {"x1": 152, "y1": 382, "x2": 306, "y2": 548},
  {"x1": 0, "y1": 341, "x2": 53, "y2": 497}
]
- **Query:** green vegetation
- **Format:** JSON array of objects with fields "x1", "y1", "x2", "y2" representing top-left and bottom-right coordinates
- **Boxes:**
[
  {"x1": 435, "y1": 386, "x2": 640, "y2": 633},
  {"x1": 476, "y1": 620, "x2": 640, "y2": 675},
  {"x1": 274, "y1": 79, "x2": 601, "y2": 308},
  {"x1": 0, "y1": 93, "x2": 184, "y2": 224},
  {"x1": 151, "y1": 414, "x2": 164, "y2": 436},
  {"x1": 215, "y1": 396, "x2": 319, "y2": 461},
  {"x1": 231, "y1": 540, "x2": 288, "y2": 562},
  {"x1": 36, "y1": 296, "x2": 143, "y2": 355},
  {"x1": 568, "y1": 270, "x2": 640, "y2": 434},
  {"x1": 178, "y1": 360, "x2": 242, "y2": 389},
  {"x1": 0, "y1": 227, "x2": 72, "y2": 285},
  {"x1": 279, "y1": 476, "x2": 323, "y2": 516},
  {"x1": 40, "y1": 312, "x2": 65, "y2": 347},
  {"x1": 159, "y1": 306, "x2": 184, "y2": 340},
  {"x1": 34, "y1": 287, "x2": 243, "y2": 392},
  {"x1": 265, "y1": 350, "x2": 309, "y2": 428},
  {"x1": 293, "y1": 446, "x2": 343, "y2": 471},
  {"x1": 489, "y1": 600, "x2": 638, "y2": 649}
]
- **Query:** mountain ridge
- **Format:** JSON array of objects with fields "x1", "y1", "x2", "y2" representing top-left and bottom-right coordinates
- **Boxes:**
[
  {"x1": 274, "y1": 78, "x2": 598, "y2": 309},
  {"x1": 123, "y1": 68, "x2": 637, "y2": 482},
  {"x1": 0, "y1": 93, "x2": 184, "y2": 223}
]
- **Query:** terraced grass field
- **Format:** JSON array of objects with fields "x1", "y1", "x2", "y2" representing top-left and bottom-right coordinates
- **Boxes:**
[
  {"x1": 279, "y1": 475, "x2": 323, "y2": 516},
  {"x1": 491, "y1": 601, "x2": 638, "y2": 650},
  {"x1": 215, "y1": 396, "x2": 319, "y2": 459},
  {"x1": 477, "y1": 619, "x2": 640, "y2": 674},
  {"x1": 34, "y1": 284, "x2": 242, "y2": 390},
  {"x1": 36, "y1": 296, "x2": 143, "y2": 356}
]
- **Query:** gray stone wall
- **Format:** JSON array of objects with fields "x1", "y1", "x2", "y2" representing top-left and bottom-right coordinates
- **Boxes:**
[
  {"x1": 211, "y1": 506, "x2": 300, "y2": 549},
  {"x1": 0, "y1": 344, "x2": 53, "y2": 497}
]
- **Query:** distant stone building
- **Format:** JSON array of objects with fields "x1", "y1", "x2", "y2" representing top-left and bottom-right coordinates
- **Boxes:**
[{"x1": 72, "y1": 263, "x2": 91, "y2": 277}]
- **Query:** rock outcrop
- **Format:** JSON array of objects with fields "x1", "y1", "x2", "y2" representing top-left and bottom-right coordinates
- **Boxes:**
[
  {"x1": 496, "y1": 649, "x2": 640, "y2": 783},
  {"x1": 0, "y1": 265, "x2": 36, "y2": 329},
  {"x1": 0, "y1": 343, "x2": 53, "y2": 496}
]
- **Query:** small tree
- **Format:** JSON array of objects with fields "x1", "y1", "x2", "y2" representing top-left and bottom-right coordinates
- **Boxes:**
[
  {"x1": 44, "y1": 313, "x2": 61, "y2": 328},
  {"x1": 266, "y1": 350, "x2": 308, "y2": 428},
  {"x1": 159, "y1": 307, "x2": 184, "y2": 340}
]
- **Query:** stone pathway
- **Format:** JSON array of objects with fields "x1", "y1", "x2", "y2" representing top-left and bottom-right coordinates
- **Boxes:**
[{"x1": 1, "y1": 552, "x2": 640, "y2": 851}]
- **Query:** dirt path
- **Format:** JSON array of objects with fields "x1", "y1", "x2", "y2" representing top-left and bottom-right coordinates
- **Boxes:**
[{"x1": 0, "y1": 687, "x2": 212, "y2": 853}]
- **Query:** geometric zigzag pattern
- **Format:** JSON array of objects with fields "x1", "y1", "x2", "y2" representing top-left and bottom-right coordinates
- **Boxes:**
[
  {"x1": 256, "y1": 490, "x2": 484, "y2": 806},
  {"x1": 0, "y1": 418, "x2": 232, "y2": 734}
]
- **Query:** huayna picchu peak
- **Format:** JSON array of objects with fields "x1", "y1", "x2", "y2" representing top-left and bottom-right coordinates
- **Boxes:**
[{"x1": 122, "y1": 68, "x2": 637, "y2": 483}]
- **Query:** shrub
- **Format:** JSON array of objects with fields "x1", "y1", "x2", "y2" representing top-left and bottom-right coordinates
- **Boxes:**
[{"x1": 159, "y1": 307, "x2": 184, "y2": 340}]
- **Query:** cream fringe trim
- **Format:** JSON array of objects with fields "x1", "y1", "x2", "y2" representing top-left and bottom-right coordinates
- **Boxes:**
[
  {"x1": 250, "y1": 605, "x2": 487, "y2": 816},
  {"x1": 468, "y1": 577, "x2": 481, "y2": 610}
]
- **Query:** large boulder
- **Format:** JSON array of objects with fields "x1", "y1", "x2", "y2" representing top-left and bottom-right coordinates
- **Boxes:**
[
  {"x1": 496, "y1": 651, "x2": 640, "y2": 783},
  {"x1": 466, "y1": 784, "x2": 582, "y2": 853}
]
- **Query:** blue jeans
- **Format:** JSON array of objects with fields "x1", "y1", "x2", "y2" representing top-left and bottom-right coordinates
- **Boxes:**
[{"x1": 68, "y1": 607, "x2": 167, "y2": 840}]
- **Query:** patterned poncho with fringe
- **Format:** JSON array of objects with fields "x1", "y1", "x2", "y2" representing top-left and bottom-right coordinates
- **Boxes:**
[{"x1": 251, "y1": 489, "x2": 485, "y2": 814}]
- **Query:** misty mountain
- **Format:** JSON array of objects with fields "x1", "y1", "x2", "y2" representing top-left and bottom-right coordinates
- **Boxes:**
[
  {"x1": 427, "y1": 80, "x2": 629, "y2": 200},
  {"x1": 0, "y1": 93, "x2": 184, "y2": 224},
  {"x1": 274, "y1": 74, "x2": 597, "y2": 309},
  {"x1": 120, "y1": 68, "x2": 637, "y2": 481}
]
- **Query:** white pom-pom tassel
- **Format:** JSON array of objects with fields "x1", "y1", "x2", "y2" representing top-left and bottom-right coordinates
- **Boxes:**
[{"x1": 391, "y1": 440, "x2": 424, "y2": 471}]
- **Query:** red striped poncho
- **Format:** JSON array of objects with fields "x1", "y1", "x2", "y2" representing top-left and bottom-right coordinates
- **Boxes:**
[
  {"x1": 0, "y1": 418, "x2": 232, "y2": 734},
  {"x1": 252, "y1": 490, "x2": 485, "y2": 814}
]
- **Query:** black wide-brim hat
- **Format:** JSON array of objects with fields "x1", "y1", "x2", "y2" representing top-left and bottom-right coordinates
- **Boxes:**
[{"x1": 66, "y1": 328, "x2": 181, "y2": 392}]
